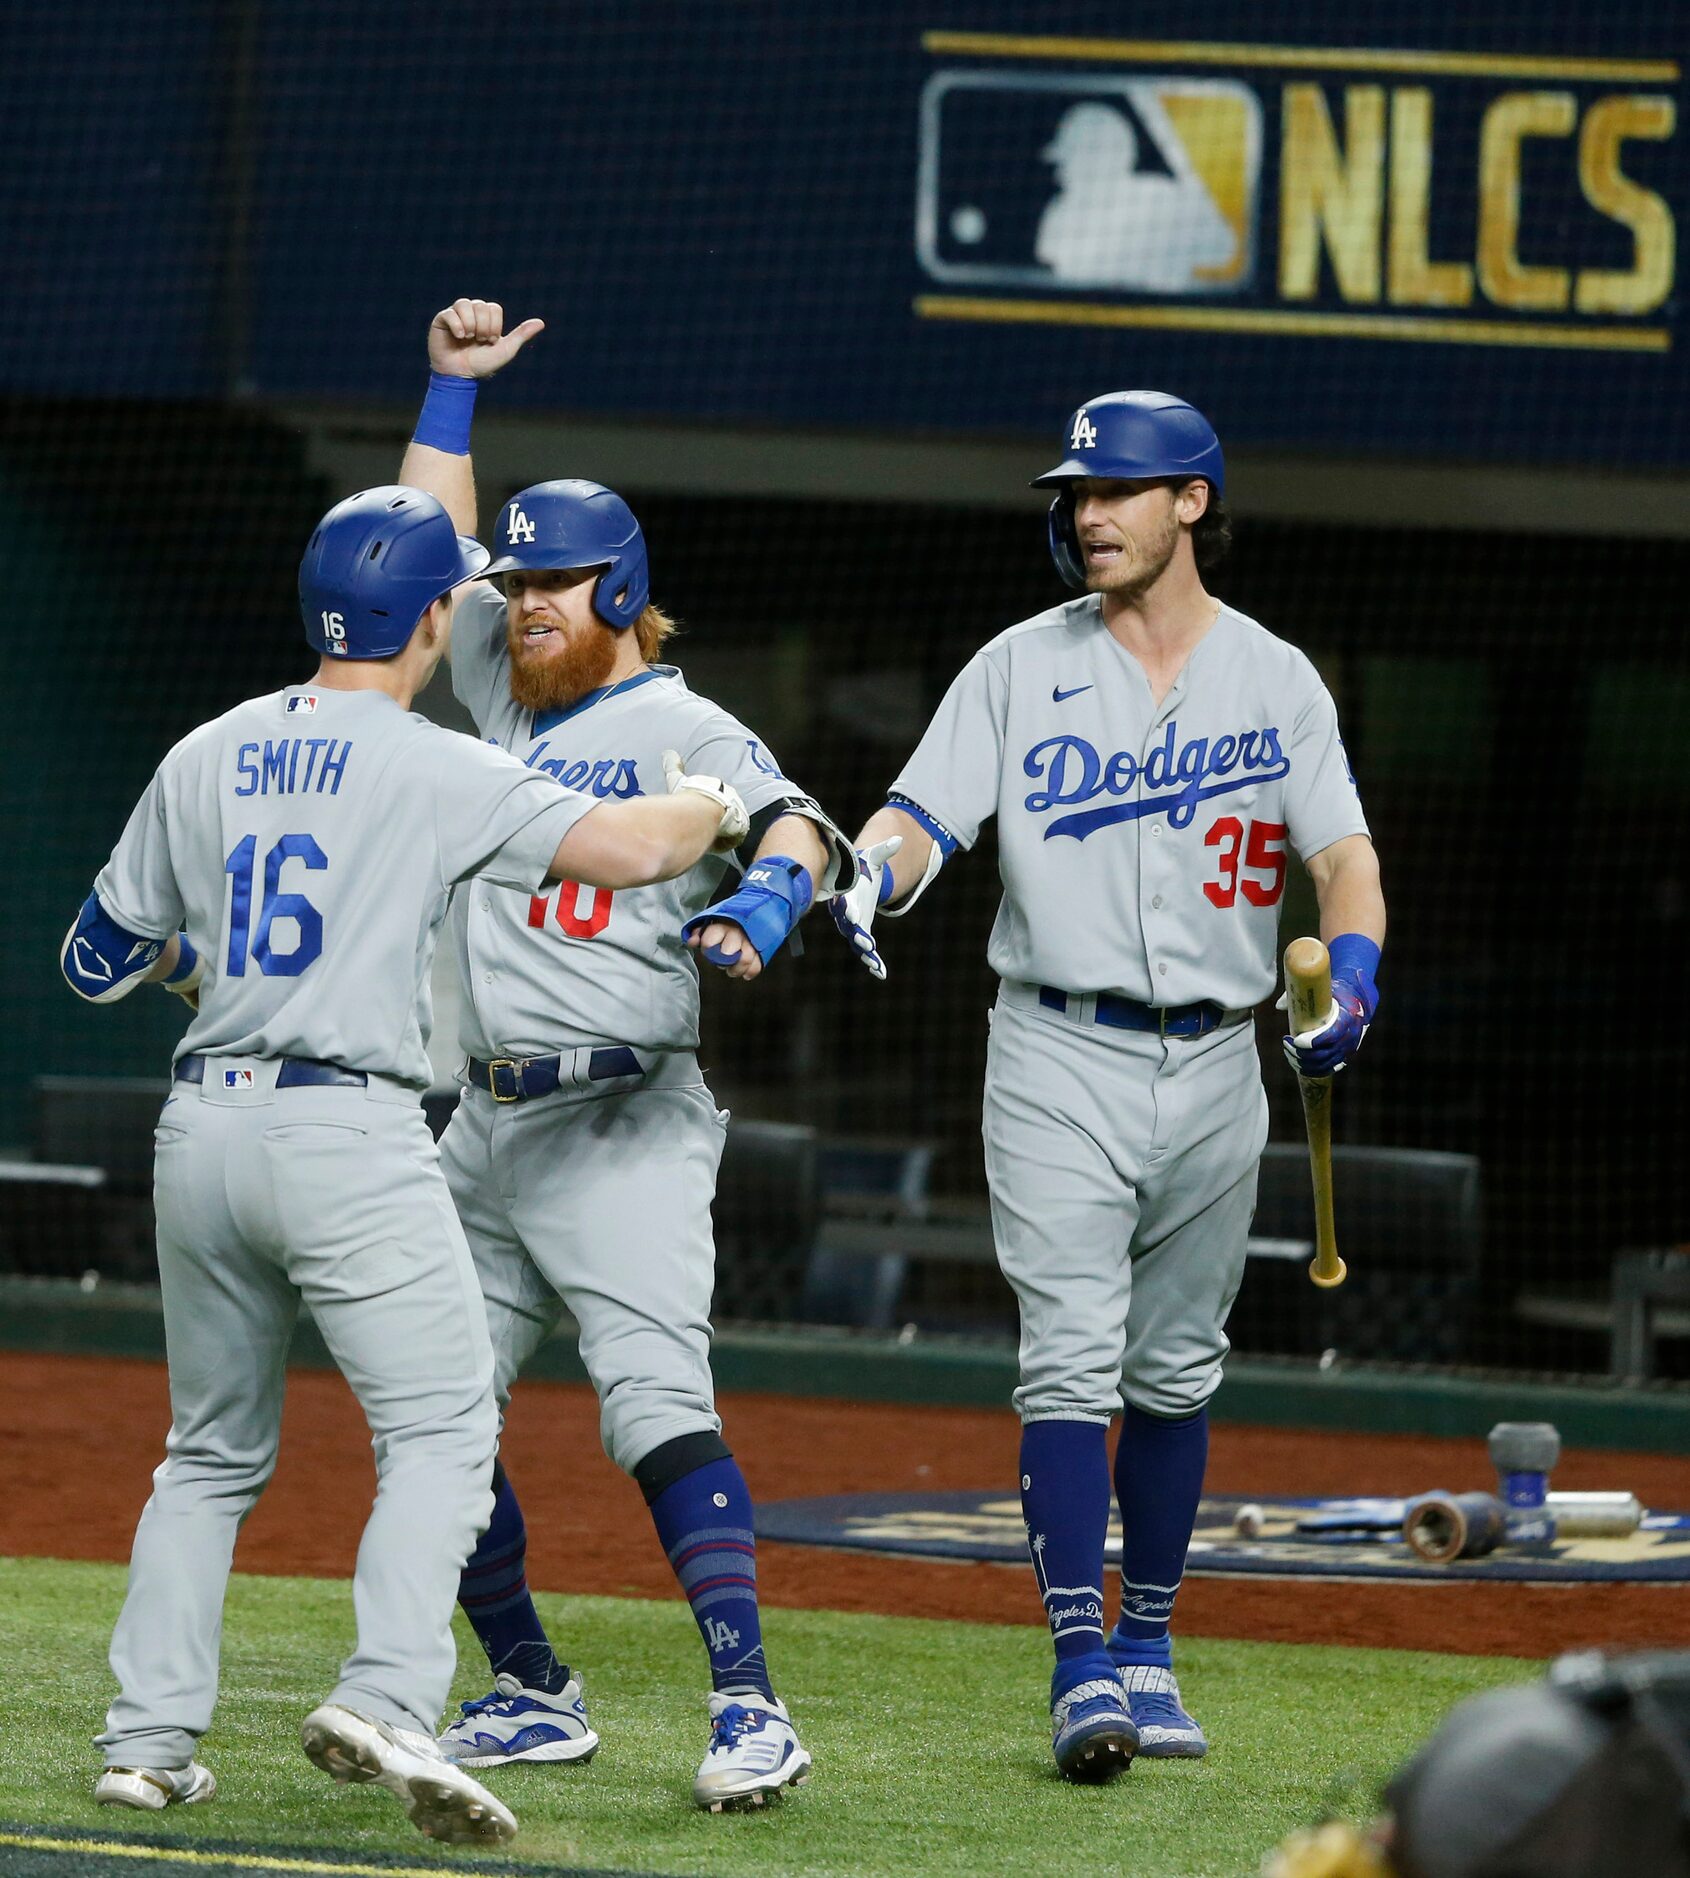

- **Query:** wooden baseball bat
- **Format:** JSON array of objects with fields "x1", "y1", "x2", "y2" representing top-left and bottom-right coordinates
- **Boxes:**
[{"x1": 1284, "y1": 937, "x2": 1346, "y2": 1289}]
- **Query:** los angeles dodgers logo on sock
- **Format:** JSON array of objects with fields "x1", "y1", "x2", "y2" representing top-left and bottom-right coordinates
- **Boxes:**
[{"x1": 1030, "y1": 1532, "x2": 1106, "y2": 1641}]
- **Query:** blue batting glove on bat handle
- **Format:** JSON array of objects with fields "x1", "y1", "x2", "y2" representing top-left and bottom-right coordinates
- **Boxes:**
[{"x1": 1280, "y1": 933, "x2": 1380, "y2": 1076}]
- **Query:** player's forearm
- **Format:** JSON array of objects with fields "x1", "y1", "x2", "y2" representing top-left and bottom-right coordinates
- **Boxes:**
[
  {"x1": 399, "y1": 437, "x2": 478, "y2": 538},
  {"x1": 1309, "y1": 835, "x2": 1386, "y2": 948},
  {"x1": 753, "y1": 813, "x2": 828, "y2": 894},
  {"x1": 549, "y1": 795, "x2": 724, "y2": 890},
  {"x1": 142, "y1": 933, "x2": 183, "y2": 984},
  {"x1": 855, "y1": 804, "x2": 935, "y2": 908}
]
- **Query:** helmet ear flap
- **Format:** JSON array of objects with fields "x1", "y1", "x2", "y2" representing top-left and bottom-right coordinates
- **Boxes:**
[
  {"x1": 590, "y1": 533, "x2": 650, "y2": 629},
  {"x1": 1047, "y1": 493, "x2": 1087, "y2": 591}
]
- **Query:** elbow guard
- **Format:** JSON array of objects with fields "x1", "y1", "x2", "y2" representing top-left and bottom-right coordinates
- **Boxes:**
[
  {"x1": 681, "y1": 855, "x2": 814, "y2": 967},
  {"x1": 61, "y1": 895, "x2": 165, "y2": 1004},
  {"x1": 739, "y1": 792, "x2": 860, "y2": 895}
]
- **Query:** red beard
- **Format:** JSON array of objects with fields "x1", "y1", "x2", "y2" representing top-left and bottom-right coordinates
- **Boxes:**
[{"x1": 507, "y1": 616, "x2": 622, "y2": 713}]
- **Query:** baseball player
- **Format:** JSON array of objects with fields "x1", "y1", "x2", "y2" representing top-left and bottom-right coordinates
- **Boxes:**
[
  {"x1": 830, "y1": 391, "x2": 1385, "y2": 1781},
  {"x1": 392, "y1": 300, "x2": 856, "y2": 1810},
  {"x1": 63, "y1": 484, "x2": 749, "y2": 1843}
]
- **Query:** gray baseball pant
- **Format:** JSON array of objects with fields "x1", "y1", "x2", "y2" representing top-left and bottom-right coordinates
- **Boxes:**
[
  {"x1": 984, "y1": 982, "x2": 1268, "y2": 1423},
  {"x1": 98, "y1": 1062, "x2": 497, "y2": 1768}
]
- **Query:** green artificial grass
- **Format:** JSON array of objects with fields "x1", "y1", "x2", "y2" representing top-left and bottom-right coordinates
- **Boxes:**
[{"x1": 3, "y1": 1555, "x2": 1535, "y2": 1878}]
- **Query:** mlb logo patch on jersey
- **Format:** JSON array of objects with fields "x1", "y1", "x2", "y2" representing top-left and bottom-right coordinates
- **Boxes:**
[
  {"x1": 286, "y1": 694, "x2": 319, "y2": 715},
  {"x1": 222, "y1": 1068, "x2": 255, "y2": 1091}
]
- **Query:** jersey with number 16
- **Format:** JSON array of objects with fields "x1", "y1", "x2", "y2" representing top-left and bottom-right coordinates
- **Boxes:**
[{"x1": 91, "y1": 685, "x2": 596, "y2": 1087}]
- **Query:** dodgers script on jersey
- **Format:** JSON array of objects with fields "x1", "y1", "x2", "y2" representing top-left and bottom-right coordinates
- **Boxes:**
[
  {"x1": 449, "y1": 583, "x2": 802, "y2": 1055},
  {"x1": 891, "y1": 598, "x2": 1366, "y2": 1008},
  {"x1": 93, "y1": 686, "x2": 596, "y2": 1085}
]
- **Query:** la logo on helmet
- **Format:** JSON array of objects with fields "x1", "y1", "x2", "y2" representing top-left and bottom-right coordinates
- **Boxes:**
[
  {"x1": 507, "y1": 505, "x2": 537, "y2": 545},
  {"x1": 1070, "y1": 410, "x2": 1098, "y2": 450}
]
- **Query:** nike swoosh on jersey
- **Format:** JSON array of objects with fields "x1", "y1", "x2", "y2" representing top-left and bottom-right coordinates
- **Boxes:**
[{"x1": 1052, "y1": 684, "x2": 1093, "y2": 703}]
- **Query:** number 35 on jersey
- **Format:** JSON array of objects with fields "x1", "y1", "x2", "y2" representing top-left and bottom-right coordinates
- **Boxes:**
[{"x1": 1203, "y1": 817, "x2": 1286, "y2": 908}]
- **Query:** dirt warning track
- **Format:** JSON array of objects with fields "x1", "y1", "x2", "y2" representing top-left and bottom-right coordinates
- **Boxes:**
[{"x1": 5, "y1": 1351, "x2": 1686, "y2": 1658}]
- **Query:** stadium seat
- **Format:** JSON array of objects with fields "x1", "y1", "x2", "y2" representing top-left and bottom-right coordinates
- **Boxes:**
[
  {"x1": 712, "y1": 1118, "x2": 821, "y2": 1322},
  {"x1": 1236, "y1": 1144, "x2": 1483, "y2": 1363}
]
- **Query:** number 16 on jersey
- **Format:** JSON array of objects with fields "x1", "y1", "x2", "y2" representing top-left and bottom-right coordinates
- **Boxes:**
[{"x1": 225, "y1": 834, "x2": 327, "y2": 977}]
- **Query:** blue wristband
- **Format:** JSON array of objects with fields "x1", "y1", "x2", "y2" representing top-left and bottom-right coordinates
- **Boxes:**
[
  {"x1": 1327, "y1": 932, "x2": 1381, "y2": 981},
  {"x1": 163, "y1": 933, "x2": 199, "y2": 986},
  {"x1": 412, "y1": 371, "x2": 478, "y2": 455},
  {"x1": 1328, "y1": 932, "x2": 1381, "y2": 1019},
  {"x1": 885, "y1": 793, "x2": 959, "y2": 857}
]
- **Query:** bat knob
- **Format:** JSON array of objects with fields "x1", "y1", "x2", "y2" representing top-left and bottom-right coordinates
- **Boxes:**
[{"x1": 1308, "y1": 1256, "x2": 1348, "y2": 1289}]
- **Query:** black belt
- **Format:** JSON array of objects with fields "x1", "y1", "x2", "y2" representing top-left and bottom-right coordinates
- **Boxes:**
[
  {"x1": 1038, "y1": 987, "x2": 1249, "y2": 1039},
  {"x1": 466, "y1": 1047, "x2": 644, "y2": 1104},
  {"x1": 175, "y1": 1054, "x2": 368, "y2": 1089}
]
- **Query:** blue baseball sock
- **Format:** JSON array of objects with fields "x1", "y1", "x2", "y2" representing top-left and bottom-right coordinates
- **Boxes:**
[
  {"x1": 457, "y1": 1462, "x2": 572, "y2": 1694},
  {"x1": 1108, "y1": 1404, "x2": 1209, "y2": 1669},
  {"x1": 1019, "y1": 1418, "x2": 1112, "y2": 1683},
  {"x1": 649, "y1": 1457, "x2": 774, "y2": 1699}
]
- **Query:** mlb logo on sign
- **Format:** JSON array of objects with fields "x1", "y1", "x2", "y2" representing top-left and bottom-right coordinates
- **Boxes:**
[
  {"x1": 286, "y1": 695, "x2": 319, "y2": 715},
  {"x1": 222, "y1": 1069, "x2": 255, "y2": 1091},
  {"x1": 917, "y1": 71, "x2": 1261, "y2": 294}
]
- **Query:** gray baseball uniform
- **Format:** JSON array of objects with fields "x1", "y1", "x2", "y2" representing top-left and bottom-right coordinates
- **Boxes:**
[
  {"x1": 890, "y1": 596, "x2": 1367, "y2": 1418},
  {"x1": 86, "y1": 682, "x2": 595, "y2": 1766},
  {"x1": 440, "y1": 582, "x2": 815, "y2": 1469}
]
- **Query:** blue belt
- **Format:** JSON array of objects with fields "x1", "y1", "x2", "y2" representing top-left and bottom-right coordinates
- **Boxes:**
[
  {"x1": 466, "y1": 1048, "x2": 644, "y2": 1104},
  {"x1": 175, "y1": 1054, "x2": 368, "y2": 1089},
  {"x1": 1038, "y1": 987, "x2": 1248, "y2": 1038}
]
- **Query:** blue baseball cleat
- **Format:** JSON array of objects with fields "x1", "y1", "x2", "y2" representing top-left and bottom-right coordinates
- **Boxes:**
[
  {"x1": 1118, "y1": 1664, "x2": 1208, "y2": 1758},
  {"x1": 437, "y1": 1673, "x2": 599, "y2": 1767},
  {"x1": 1050, "y1": 1665, "x2": 1139, "y2": 1783}
]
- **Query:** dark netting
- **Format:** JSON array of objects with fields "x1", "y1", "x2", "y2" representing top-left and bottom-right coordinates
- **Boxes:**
[
  {"x1": 2, "y1": 2, "x2": 1685, "y2": 1385},
  {"x1": 644, "y1": 491, "x2": 1690, "y2": 1376}
]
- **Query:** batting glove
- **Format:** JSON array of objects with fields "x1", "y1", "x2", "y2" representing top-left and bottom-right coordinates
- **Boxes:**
[
  {"x1": 661, "y1": 750, "x2": 750, "y2": 853},
  {"x1": 827, "y1": 836, "x2": 902, "y2": 980},
  {"x1": 1278, "y1": 934, "x2": 1380, "y2": 1077}
]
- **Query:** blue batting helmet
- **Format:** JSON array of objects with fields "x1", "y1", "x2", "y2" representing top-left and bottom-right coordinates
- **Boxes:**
[
  {"x1": 1032, "y1": 391, "x2": 1224, "y2": 590},
  {"x1": 483, "y1": 480, "x2": 650, "y2": 630},
  {"x1": 300, "y1": 486, "x2": 489, "y2": 660}
]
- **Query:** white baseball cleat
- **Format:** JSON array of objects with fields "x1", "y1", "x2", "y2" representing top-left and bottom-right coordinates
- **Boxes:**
[
  {"x1": 438, "y1": 1673, "x2": 599, "y2": 1767},
  {"x1": 692, "y1": 1691, "x2": 812, "y2": 1812},
  {"x1": 94, "y1": 1762, "x2": 216, "y2": 1810},
  {"x1": 301, "y1": 1703, "x2": 517, "y2": 1846}
]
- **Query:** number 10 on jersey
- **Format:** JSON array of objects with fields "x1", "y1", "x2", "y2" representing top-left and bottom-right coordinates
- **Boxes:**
[{"x1": 528, "y1": 882, "x2": 614, "y2": 939}]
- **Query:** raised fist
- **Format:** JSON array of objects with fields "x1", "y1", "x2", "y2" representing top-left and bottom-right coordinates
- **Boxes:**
[{"x1": 427, "y1": 298, "x2": 545, "y2": 380}]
